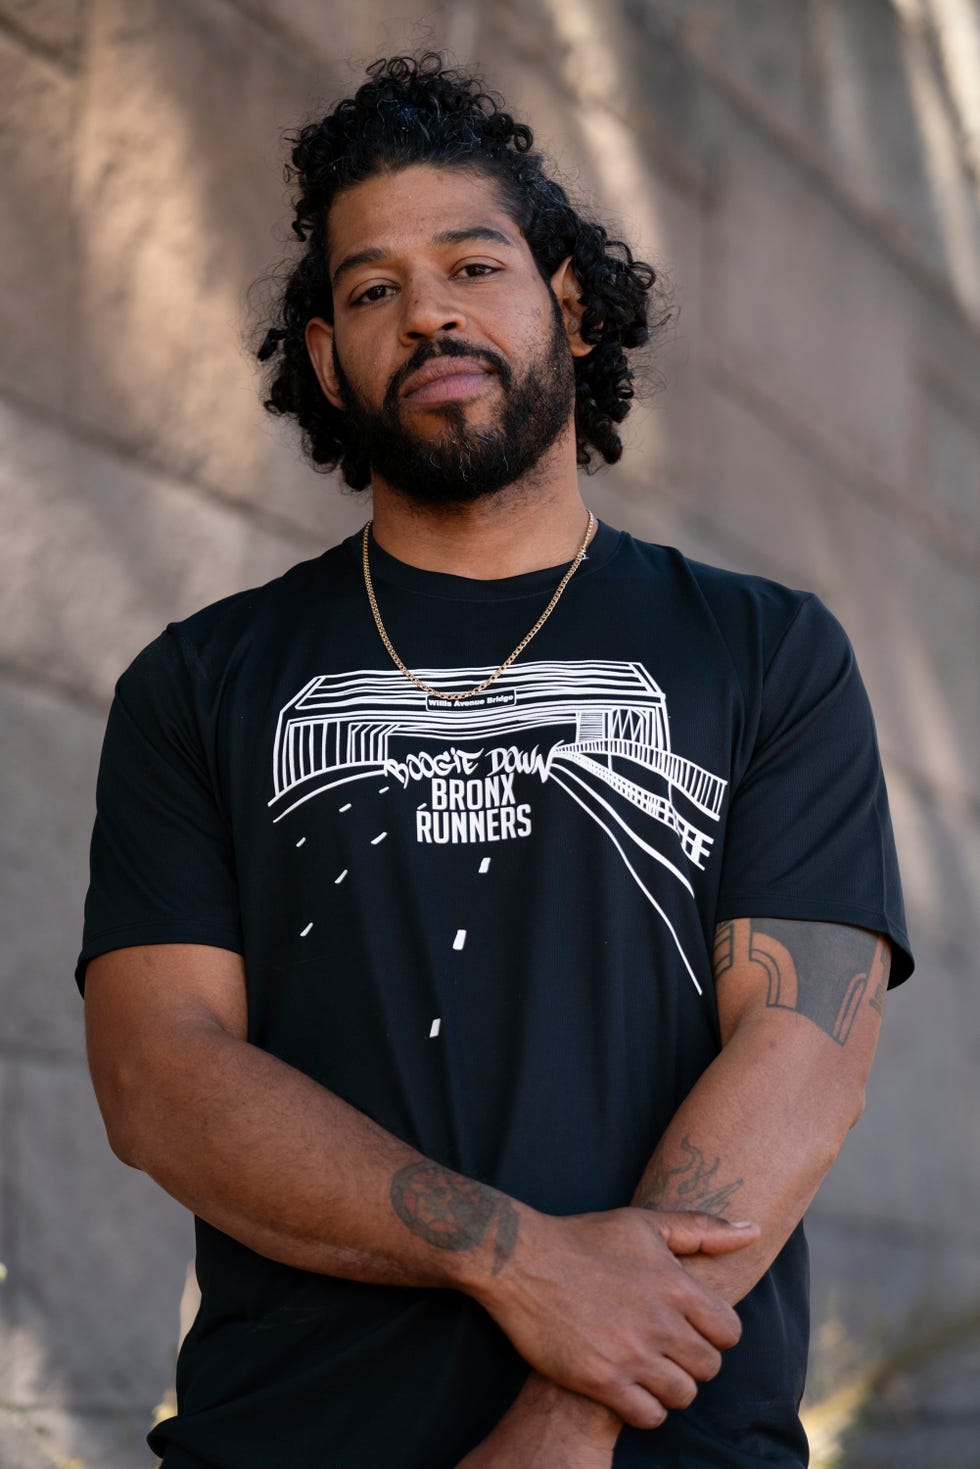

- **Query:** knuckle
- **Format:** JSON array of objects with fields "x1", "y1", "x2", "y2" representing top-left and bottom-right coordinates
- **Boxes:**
[
  {"x1": 708, "y1": 1306, "x2": 742, "y2": 1349},
  {"x1": 642, "y1": 1308, "x2": 669, "y2": 1343},
  {"x1": 662, "y1": 1377, "x2": 697, "y2": 1411},
  {"x1": 583, "y1": 1364, "x2": 617, "y2": 1400},
  {"x1": 698, "y1": 1348, "x2": 724, "y2": 1381},
  {"x1": 631, "y1": 1400, "x2": 667, "y2": 1431},
  {"x1": 662, "y1": 1278, "x2": 689, "y2": 1309}
]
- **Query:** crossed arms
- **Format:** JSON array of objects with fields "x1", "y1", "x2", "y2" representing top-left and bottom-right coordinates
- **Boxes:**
[{"x1": 84, "y1": 917, "x2": 889, "y2": 1465}]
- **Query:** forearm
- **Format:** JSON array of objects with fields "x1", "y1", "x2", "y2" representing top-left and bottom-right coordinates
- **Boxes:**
[
  {"x1": 507, "y1": 1006, "x2": 866, "y2": 1445},
  {"x1": 500, "y1": 922, "x2": 889, "y2": 1458},
  {"x1": 632, "y1": 1007, "x2": 862, "y2": 1302},
  {"x1": 503, "y1": 1020, "x2": 864, "y2": 1465},
  {"x1": 114, "y1": 1021, "x2": 519, "y2": 1292},
  {"x1": 635, "y1": 919, "x2": 889, "y2": 1305}
]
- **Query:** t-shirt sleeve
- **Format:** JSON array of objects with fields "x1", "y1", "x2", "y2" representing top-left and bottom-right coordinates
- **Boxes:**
[
  {"x1": 716, "y1": 593, "x2": 913, "y2": 986},
  {"x1": 75, "y1": 630, "x2": 244, "y2": 995}
]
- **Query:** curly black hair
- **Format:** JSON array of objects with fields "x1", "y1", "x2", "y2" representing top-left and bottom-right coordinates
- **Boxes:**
[{"x1": 255, "y1": 53, "x2": 669, "y2": 489}]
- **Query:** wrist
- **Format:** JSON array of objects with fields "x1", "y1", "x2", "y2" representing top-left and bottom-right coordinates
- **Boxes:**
[
  {"x1": 452, "y1": 1198, "x2": 537, "y2": 1304},
  {"x1": 518, "y1": 1373, "x2": 622, "y2": 1444},
  {"x1": 386, "y1": 1159, "x2": 527, "y2": 1292},
  {"x1": 421, "y1": 1178, "x2": 529, "y2": 1299}
]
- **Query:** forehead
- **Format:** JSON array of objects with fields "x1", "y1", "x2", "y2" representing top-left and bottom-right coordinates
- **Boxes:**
[{"x1": 326, "y1": 165, "x2": 525, "y2": 266}]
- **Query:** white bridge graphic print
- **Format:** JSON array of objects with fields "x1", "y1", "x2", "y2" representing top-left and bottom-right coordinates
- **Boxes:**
[{"x1": 270, "y1": 660, "x2": 727, "y2": 993}]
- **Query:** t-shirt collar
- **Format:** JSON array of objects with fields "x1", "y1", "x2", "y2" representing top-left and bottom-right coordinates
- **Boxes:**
[{"x1": 344, "y1": 517, "x2": 623, "y2": 603}]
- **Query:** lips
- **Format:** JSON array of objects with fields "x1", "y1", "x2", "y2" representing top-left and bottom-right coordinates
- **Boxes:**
[{"x1": 400, "y1": 357, "x2": 494, "y2": 404}]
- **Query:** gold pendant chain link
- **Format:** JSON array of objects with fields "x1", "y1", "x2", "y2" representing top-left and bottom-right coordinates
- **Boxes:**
[{"x1": 361, "y1": 510, "x2": 596, "y2": 703}]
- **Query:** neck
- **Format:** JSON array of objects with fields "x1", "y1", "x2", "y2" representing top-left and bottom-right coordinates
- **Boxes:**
[{"x1": 367, "y1": 432, "x2": 593, "y2": 579}]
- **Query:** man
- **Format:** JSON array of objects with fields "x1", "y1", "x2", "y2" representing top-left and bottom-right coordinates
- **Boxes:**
[{"x1": 78, "y1": 53, "x2": 913, "y2": 1469}]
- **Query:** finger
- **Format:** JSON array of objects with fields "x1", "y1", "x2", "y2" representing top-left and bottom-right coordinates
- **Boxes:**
[
  {"x1": 652, "y1": 1324, "x2": 724, "y2": 1383},
  {"x1": 606, "y1": 1383, "x2": 668, "y2": 1432},
  {"x1": 651, "y1": 1211, "x2": 760, "y2": 1257},
  {"x1": 684, "y1": 1287, "x2": 743, "y2": 1352},
  {"x1": 639, "y1": 1359, "x2": 699, "y2": 1413}
]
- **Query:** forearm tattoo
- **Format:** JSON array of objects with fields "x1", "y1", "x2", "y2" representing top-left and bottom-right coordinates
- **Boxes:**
[
  {"x1": 390, "y1": 1161, "x2": 519, "y2": 1275},
  {"x1": 634, "y1": 1135, "x2": 744, "y2": 1217},
  {"x1": 714, "y1": 918, "x2": 890, "y2": 1045}
]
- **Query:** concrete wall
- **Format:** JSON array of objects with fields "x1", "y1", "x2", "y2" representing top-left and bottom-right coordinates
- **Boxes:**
[{"x1": 1, "y1": 2, "x2": 977, "y2": 1465}]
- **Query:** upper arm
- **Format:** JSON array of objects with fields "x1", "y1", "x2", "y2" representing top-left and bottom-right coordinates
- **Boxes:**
[
  {"x1": 712, "y1": 917, "x2": 891, "y2": 1102},
  {"x1": 76, "y1": 632, "x2": 244, "y2": 1001},
  {"x1": 715, "y1": 595, "x2": 913, "y2": 992},
  {"x1": 85, "y1": 942, "x2": 247, "y2": 1160}
]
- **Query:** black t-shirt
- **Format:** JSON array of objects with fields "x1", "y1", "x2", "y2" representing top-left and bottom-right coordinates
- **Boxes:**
[{"x1": 77, "y1": 520, "x2": 913, "y2": 1468}]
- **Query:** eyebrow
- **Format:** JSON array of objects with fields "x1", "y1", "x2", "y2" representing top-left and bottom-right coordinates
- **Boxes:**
[{"x1": 331, "y1": 226, "x2": 516, "y2": 289}]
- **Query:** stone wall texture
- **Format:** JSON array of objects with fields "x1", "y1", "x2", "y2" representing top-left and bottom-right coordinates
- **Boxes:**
[{"x1": 1, "y1": 2, "x2": 977, "y2": 1466}]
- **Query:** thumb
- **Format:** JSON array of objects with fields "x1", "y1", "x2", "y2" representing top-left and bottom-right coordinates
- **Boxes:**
[{"x1": 648, "y1": 1210, "x2": 760, "y2": 1257}]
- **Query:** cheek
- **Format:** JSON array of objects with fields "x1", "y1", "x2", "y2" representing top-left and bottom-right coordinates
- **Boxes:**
[
  {"x1": 512, "y1": 308, "x2": 564, "y2": 371},
  {"x1": 332, "y1": 330, "x2": 364, "y2": 378},
  {"x1": 510, "y1": 295, "x2": 557, "y2": 345},
  {"x1": 332, "y1": 332, "x2": 388, "y2": 405}
]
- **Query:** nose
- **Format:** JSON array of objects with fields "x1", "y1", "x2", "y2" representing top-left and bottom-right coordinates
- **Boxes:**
[{"x1": 398, "y1": 273, "x2": 467, "y2": 343}]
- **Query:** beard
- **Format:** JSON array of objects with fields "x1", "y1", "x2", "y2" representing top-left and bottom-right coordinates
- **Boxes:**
[{"x1": 332, "y1": 293, "x2": 576, "y2": 505}]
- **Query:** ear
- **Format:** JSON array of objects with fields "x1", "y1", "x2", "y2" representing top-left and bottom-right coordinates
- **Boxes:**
[
  {"x1": 305, "y1": 317, "x2": 345, "y2": 411},
  {"x1": 550, "y1": 256, "x2": 594, "y2": 359}
]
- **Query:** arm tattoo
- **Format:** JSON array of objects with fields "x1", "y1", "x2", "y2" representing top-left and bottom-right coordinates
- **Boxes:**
[
  {"x1": 390, "y1": 1162, "x2": 518, "y2": 1275},
  {"x1": 634, "y1": 1135, "x2": 744, "y2": 1217},
  {"x1": 714, "y1": 918, "x2": 890, "y2": 1044},
  {"x1": 869, "y1": 963, "x2": 888, "y2": 1016}
]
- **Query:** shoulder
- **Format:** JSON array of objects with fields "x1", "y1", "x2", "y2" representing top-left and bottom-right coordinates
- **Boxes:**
[
  {"x1": 118, "y1": 543, "x2": 350, "y2": 700},
  {"x1": 616, "y1": 531, "x2": 845, "y2": 670}
]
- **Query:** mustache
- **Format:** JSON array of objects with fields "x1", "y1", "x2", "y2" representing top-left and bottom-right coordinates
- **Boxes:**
[{"x1": 384, "y1": 339, "x2": 513, "y2": 411}]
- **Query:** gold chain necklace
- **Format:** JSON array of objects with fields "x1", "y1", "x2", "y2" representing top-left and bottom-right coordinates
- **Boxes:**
[{"x1": 361, "y1": 510, "x2": 596, "y2": 704}]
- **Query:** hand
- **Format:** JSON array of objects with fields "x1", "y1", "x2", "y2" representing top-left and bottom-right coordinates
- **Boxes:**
[
  {"x1": 454, "y1": 1373, "x2": 620, "y2": 1469},
  {"x1": 468, "y1": 1207, "x2": 758, "y2": 1430}
]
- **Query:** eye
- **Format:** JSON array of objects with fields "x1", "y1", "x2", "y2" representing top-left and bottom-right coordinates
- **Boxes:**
[
  {"x1": 456, "y1": 262, "x2": 500, "y2": 280},
  {"x1": 351, "y1": 282, "x2": 396, "y2": 306}
]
